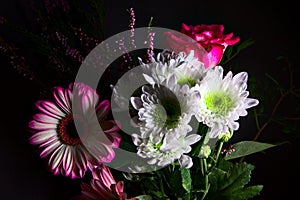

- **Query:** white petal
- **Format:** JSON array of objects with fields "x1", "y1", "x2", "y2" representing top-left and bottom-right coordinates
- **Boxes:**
[
  {"x1": 244, "y1": 98, "x2": 259, "y2": 109},
  {"x1": 130, "y1": 97, "x2": 143, "y2": 110},
  {"x1": 185, "y1": 134, "x2": 201, "y2": 145},
  {"x1": 178, "y1": 155, "x2": 193, "y2": 168},
  {"x1": 143, "y1": 73, "x2": 156, "y2": 85}
]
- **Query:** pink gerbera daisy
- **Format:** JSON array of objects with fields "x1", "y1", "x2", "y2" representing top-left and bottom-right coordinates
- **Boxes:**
[
  {"x1": 29, "y1": 82, "x2": 121, "y2": 179},
  {"x1": 72, "y1": 165, "x2": 137, "y2": 200}
]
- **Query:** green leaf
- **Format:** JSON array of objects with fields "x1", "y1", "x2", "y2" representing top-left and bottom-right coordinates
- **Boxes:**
[
  {"x1": 180, "y1": 168, "x2": 192, "y2": 193},
  {"x1": 207, "y1": 160, "x2": 263, "y2": 200},
  {"x1": 170, "y1": 167, "x2": 184, "y2": 196},
  {"x1": 133, "y1": 195, "x2": 153, "y2": 200},
  {"x1": 237, "y1": 38, "x2": 255, "y2": 52},
  {"x1": 224, "y1": 45, "x2": 233, "y2": 59},
  {"x1": 224, "y1": 141, "x2": 276, "y2": 160},
  {"x1": 228, "y1": 185, "x2": 263, "y2": 200}
]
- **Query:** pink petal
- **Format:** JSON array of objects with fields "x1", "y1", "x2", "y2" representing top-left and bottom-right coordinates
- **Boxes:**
[
  {"x1": 96, "y1": 100, "x2": 111, "y2": 120},
  {"x1": 36, "y1": 100, "x2": 66, "y2": 119},
  {"x1": 29, "y1": 130, "x2": 57, "y2": 145},
  {"x1": 202, "y1": 45, "x2": 224, "y2": 68},
  {"x1": 40, "y1": 141, "x2": 61, "y2": 158},
  {"x1": 53, "y1": 87, "x2": 71, "y2": 113},
  {"x1": 33, "y1": 113, "x2": 58, "y2": 124},
  {"x1": 48, "y1": 145, "x2": 65, "y2": 171},
  {"x1": 29, "y1": 120, "x2": 57, "y2": 130}
]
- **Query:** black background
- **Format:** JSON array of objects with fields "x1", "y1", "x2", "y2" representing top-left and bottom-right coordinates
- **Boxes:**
[{"x1": 1, "y1": 0, "x2": 300, "y2": 199}]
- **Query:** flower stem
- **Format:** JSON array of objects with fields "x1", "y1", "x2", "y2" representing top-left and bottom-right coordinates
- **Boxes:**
[
  {"x1": 201, "y1": 158, "x2": 210, "y2": 200},
  {"x1": 215, "y1": 141, "x2": 224, "y2": 166}
]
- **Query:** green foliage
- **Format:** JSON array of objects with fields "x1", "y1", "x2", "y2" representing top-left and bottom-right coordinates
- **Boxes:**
[
  {"x1": 224, "y1": 141, "x2": 276, "y2": 160},
  {"x1": 220, "y1": 38, "x2": 255, "y2": 66},
  {"x1": 205, "y1": 159, "x2": 263, "y2": 200},
  {"x1": 181, "y1": 168, "x2": 192, "y2": 194}
]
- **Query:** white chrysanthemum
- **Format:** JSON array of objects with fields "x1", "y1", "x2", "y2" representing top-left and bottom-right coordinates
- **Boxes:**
[
  {"x1": 141, "y1": 50, "x2": 206, "y2": 87},
  {"x1": 194, "y1": 66, "x2": 259, "y2": 138},
  {"x1": 131, "y1": 74, "x2": 200, "y2": 143},
  {"x1": 130, "y1": 74, "x2": 201, "y2": 168},
  {"x1": 132, "y1": 132, "x2": 200, "y2": 168}
]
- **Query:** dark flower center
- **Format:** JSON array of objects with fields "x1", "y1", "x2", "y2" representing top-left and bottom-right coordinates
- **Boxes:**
[
  {"x1": 57, "y1": 114, "x2": 88, "y2": 146},
  {"x1": 160, "y1": 96, "x2": 182, "y2": 129}
]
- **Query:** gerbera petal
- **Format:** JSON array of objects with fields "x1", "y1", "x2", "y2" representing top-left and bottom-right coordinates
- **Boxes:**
[
  {"x1": 96, "y1": 100, "x2": 111, "y2": 120},
  {"x1": 74, "y1": 146, "x2": 88, "y2": 173},
  {"x1": 33, "y1": 113, "x2": 59, "y2": 124},
  {"x1": 40, "y1": 141, "x2": 61, "y2": 158},
  {"x1": 62, "y1": 147, "x2": 72, "y2": 173},
  {"x1": 29, "y1": 120, "x2": 57, "y2": 130},
  {"x1": 48, "y1": 145, "x2": 65, "y2": 171},
  {"x1": 36, "y1": 100, "x2": 66, "y2": 118},
  {"x1": 53, "y1": 87, "x2": 71, "y2": 113},
  {"x1": 29, "y1": 130, "x2": 57, "y2": 145}
]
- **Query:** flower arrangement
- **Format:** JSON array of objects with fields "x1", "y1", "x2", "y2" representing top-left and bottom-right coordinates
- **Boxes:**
[{"x1": 1, "y1": 1, "x2": 299, "y2": 200}]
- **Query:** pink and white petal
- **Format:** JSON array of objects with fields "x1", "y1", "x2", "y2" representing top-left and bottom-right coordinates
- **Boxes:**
[
  {"x1": 53, "y1": 87, "x2": 71, "y2": 113},
  {"x1": 62, "y1": 147, "x2": 73, "y2": 174},
  {"x1": 105, "y1": 131, "x2": 121, "y2": 148},
  {"x1": 97, "y1": 166, "x2": 116, "y2": 187},
  {"x1": 36, "y1": 101, "x2": 66, "y2": 118},
  {"x1": 115, "y1": 181, "x2": 124, "y2": 193},
  {"x1": 101, "y1": 120, "x2": 120, "y2": 133},
  {"x1": 29, "y1": 120, "x2": 57, "y2": 130},
  {"x1": 48, "y1": 145, "x2": 65, "y2": 171},
  {"x1": 40, "y1": 141, "x2": 62, "y2": 158},
  {"x1": 33, "y1": 113, "x2": 59, "y2": 124},
  {"x1": 96, "y1": 100, "x2": 111, "y2": 120},
  {"x1": 29, "y1": 129, "x2": 57, "y2": 145},
  {"x1": 74, "y1": 146, "x2": 88, "y2": 169},
  {"x1": 89, "y1": 144, "x2": 115, "y2": 163},
  {"x1": 38, "y1": 135, "x2": 59, "y2": 148}
]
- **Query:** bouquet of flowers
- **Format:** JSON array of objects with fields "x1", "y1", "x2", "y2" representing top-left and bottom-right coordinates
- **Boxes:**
[{"x1": 2, "y1": 1, "x2": 299, "y2": 200}]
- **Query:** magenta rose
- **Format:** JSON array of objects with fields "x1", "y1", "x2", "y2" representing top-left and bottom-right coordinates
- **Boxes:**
[{"x1": 164, "y1": 23, "x2": 240, "y2": 68}]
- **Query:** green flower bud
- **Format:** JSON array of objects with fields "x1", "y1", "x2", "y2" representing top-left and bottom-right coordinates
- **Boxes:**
[
  {"x1": 200, "y1": 145, "x2": 211, "y2": 158},
  {"x1": 218, "y1": 130, "x2": 233, "y2": 142}
]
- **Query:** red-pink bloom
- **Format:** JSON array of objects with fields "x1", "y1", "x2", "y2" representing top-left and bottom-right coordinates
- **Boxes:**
[
  {"x1": 164, "y1": 23, "x2": 240, "y2": 68},
  {"x1": 29, "y1": 82, "x2": 121, "y2": 178},
  {"x1": 73, "y1": 165, "x2": 137, "y2": 200}
]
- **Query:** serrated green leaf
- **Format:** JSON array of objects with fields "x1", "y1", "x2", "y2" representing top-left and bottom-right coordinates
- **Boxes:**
[
  {"x1": 207, "y1": 161, "x2": 262, "y2": 200},
  {"x1": 222, "y1": 162, "x2": 254, "y2": 193},
  {"x1": 180, "y1": 168, "x2": 192, "y2": 193},
  {"x1": 226, "y1": 185, "x2": 263, "y2": 200},
  {"x1": 224, "y1": 141, "x2": 276, "y2": 160}
]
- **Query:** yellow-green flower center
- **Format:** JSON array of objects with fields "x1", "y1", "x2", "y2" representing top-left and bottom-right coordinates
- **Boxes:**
[
  {"x1": 177, "y1": 76, "x2": 196, "y2": 87},
  {"x1": 204, "y1": 91, "x2": 234, "y2": 116}
]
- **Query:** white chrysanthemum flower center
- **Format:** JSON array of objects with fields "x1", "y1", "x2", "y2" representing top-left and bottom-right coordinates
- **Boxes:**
[
  {"x1": 203, "y1": 91, "x2": 234, "y2": 116},
  {"x1": 195, "y1": 65, "x2": 259, "y2": 138},
  {"x1": 177, "y1": 75, "x2": 197, "y2": 87}
]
